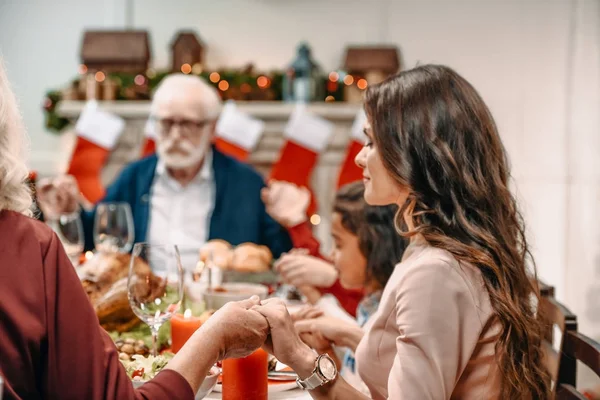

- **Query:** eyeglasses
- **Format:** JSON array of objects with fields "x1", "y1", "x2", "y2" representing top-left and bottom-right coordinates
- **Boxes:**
[{"x1": 151, "y1": 117, "x2": 214, "y2": 139}]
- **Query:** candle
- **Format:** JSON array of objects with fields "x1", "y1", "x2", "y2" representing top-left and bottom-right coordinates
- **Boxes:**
[
  {"x1": 170, "y1": 309, "x2": 202, "y2": 353},
  {"x1": 222, "y1": 348, "x2": 268, "y2": 400}
]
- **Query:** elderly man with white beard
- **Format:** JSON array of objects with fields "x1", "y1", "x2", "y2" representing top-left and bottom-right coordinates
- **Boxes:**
[{"x1": 37, "y1": 74, "x2": 293, "y2": 266}]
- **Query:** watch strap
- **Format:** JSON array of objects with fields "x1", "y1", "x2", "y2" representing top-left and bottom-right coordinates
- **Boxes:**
[{"x1": 296, "y1": 369, "x2": 325, "y2": 390}]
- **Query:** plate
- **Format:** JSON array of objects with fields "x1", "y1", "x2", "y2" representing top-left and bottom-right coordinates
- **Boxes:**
[
  {"x1": 214, "y1": 366, "x2": 298, "y2": 394},
  {"x1": 213, "y1": 380, "x2": 298, "y2": 394}
]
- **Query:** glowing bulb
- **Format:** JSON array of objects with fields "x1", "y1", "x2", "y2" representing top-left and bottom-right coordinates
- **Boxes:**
[
  {"x1": 218, "y1": 80, "x2": 229, "y2": 91},
  {"x1": 192, "y1": 63, "x2": 203, "y2": 74},
  {"x1": 94, "y1": 71, "x2": 106, "y2": 82},
  {"x1": 134, "y1": 74, "x2": 145, "y2": 85},
  {"x1": 209, "y1": 72, "x2": 221, "y2": 83},
  {"x1": 85, "y1": 251, "x2": 94, "y2": 260},
  {"x1": 343, "y1": 75, "x2": 354, "y2": 86},
  {"x1": 310, "y1": 214, "x2": 321, "y2": 225},
  {"x1": 325, "y1": 95, "x2": 335, "y2": 102},
  {"x1": 241, "y1": 83, "x2": 252, "y2": 93},
  {"x1": 78, "y1": 64, "x2": 88, "y2": 74},
  {"x1": 257, "y1": 75, "x2": 269, "y2": 88},
  {"x1": 146, "y1": 68, "x2": 157, "y2": 78},
  {"x1": 181, "y1": 63, "x2": 192, "y2": 74},
  {"x1": 357, "y1": 79, "x2": 368, "y2": 90},
  {"x1": 328, "y1": 71, "x2": 339, "y2": 82}
]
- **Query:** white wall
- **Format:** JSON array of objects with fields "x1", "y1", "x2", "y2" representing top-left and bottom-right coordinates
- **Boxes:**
[{"x1": 1, "y1": 0, "x2": 599, "y2": 351}]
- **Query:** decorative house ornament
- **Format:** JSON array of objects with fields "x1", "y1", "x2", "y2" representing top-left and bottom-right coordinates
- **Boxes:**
[
  {"x1": 171, "y1": 31, "x2": 204, "y2": 73},
  {"x1": 342, "y1": 46, "x2": 400, "y2": 102},
  {"x1": 283, "y1": 43, "x2": 323, "y2": 103},
  {"x1": 80, "y1": 30, "x2": 151, "y2": 73}
]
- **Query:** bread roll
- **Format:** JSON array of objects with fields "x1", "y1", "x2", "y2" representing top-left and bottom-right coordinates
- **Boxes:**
[
  {"x1": 199, "y1": 239, "x2": 233, "y2": 270},
  {"x1": 230, "y1": 243, "x2": 273, "y2": 272}
]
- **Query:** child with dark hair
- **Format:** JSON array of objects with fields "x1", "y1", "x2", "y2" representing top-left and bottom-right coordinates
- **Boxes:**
[{"x1": 291, "y1": 182, "x2": 407, "y2": 393}]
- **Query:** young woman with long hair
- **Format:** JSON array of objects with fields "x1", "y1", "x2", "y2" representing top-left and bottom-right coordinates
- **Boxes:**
[{"x1": 253, "y1": 65, "x2": 550, "y2": 399}]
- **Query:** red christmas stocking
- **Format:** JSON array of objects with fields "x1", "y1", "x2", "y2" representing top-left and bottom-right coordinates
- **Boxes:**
[
  {"x1": 140, "y1": 118, "x2": 156, "y2": 157},
  {"x1": 66, "y1": 101, "x2": 124, "y2": 203},
  {"x1": 337, "y1": 109, "x2": 368, "y2": 188},
  {"x1": 269, "y1": 105, "x2": 334, "y2": 216},
  {"x1": 215, "y1": 101, "x2": 264, "y2": 162}
]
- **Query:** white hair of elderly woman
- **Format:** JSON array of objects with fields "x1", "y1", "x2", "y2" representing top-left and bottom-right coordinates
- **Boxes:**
[
  {"x1": 0, "y1": 58, "x2": 32, "y2": 216},
  {"x1": 150, "y1": 73, "x2": 222, "y2": 119}
]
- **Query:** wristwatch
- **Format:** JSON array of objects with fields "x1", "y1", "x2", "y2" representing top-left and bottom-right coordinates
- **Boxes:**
[{"x1": 296, "y1": 353, "x2": 338, "y2": 390}]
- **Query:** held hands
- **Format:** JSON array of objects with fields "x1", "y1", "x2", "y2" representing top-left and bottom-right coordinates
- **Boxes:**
[
  {"x1": 275, "y1": 253, "x2": 338, "y2": 288},
  {"x1": 36, "y1": 175, "x2": 81, "y2": 219},
  {"x1": 200, "y1": 296, "x2": 269, "y2": 360},
  {"x1": 261, "y1": 180, "x2": 311, "y2": 227},
  {"x1": 252, "y1": 298, "x2": 316, "y2": 375}
]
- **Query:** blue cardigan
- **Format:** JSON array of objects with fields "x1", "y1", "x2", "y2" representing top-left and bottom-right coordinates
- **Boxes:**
[{"x1": 81, "y1": 148, "x2": 293, "y2": 258}]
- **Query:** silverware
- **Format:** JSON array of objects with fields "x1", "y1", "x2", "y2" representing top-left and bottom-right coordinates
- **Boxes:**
[{"x1": 268, "y1": 370, "x2": 298, "y2": 381}]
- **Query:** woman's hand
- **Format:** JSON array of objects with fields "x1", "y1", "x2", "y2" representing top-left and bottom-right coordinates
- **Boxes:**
[
  {"x1": 261, "y1": 180, "x2": 310, "y2": 227},
  {"x1": 275, "y1": 254, "x2": 338, "y2": 288},
  {"x1": 252, "y1": 298, "x2": 317, "y2": 378},
  {"x1": 200, "y1": 295, "x2": 269, "y2": 360},
  {"x1": 295, "y1": 317, "x2": 364, "y2": 351}
]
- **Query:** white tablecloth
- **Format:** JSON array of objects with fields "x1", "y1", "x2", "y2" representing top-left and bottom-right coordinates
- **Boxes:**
[{"x1": 205, "y1": 388, "x2": 312, "y2": 399}]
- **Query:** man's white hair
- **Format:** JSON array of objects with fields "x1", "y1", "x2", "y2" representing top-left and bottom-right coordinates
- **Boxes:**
[
  {"x1": 151, "y1": 74, "x2": 222, "y2": 119},
  {"x1": 0, "y1": 58, "x2": 32, "y2": 216}
]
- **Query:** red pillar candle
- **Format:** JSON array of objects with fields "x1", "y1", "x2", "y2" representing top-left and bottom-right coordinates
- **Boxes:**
[
  {"x1": 170, "y1": 310, "x2": 202, "y2": 353},
  {"x1": 222, "y1": 348, "x2": 268, "y2": 400}
]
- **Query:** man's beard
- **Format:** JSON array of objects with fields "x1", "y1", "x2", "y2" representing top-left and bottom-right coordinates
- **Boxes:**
[{"x1": 157, "y1": 136, "x2": 210, "y2": 169}]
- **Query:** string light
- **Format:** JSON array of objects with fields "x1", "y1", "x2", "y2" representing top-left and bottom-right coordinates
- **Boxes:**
[
  {"x1": 328, "y1": 71, "x2": 339, "y2": 82},
  {"x1": 310, "y1": 214, "x2": 321, "y2": 225},
  {"x1": 257, "y1": 76, "x2": 269, "y2": 89},
  {"x1": 192, "y1": 63, "x2": 203, "y2": 74},
  {"x1": 343, "y1": 75, "x2": 354, "y2": 85},
  {"x1": 240, "y1": 83, "x2": 252, "y2": 93},
  {"x1": 181, "y1": 63, "x2": 192, "y2": 74},
  {"x1": 357, "y1": 79, "x2": 368, "y2": 90},
  {"x1": 146, "y1": 68, "x2": 157, "y2": 79},
  {"x1": 78, "y1": 64, "x2": 88, "y2": 74},
  {"x1": 218, "y1": 80, "x2": 229, "y2": 91},
  {"x1": 85, "y1": 251, "x2": 94, "y2": 261},
  {"x1": 94, "y1": 71, "x2": 106, "y2": 82},
  {"x1": 325, "y1": 95, "x2": 335, "y2": 102},
  {"x1": 134, "y1": 74, "x2": 145, "y2": 86},
  {"x1": 209, "y1": 72, "x2": 220, "y2": 83}
]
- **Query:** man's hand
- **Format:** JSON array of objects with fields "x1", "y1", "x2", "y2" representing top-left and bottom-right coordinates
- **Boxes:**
[{"x1": 261, "y1": 180, "x2": 310, "y2": 227}]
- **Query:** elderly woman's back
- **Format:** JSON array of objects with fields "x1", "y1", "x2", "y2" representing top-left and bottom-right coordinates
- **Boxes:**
[
  {"x1": 0, "y1": 60, "x2": 194, "y2": 399},
  {"x1": 0, "y1": 210, "x2": 195, "y2": 399},
  {"x1": 0, "y1": 59, "x2": 191, "y2": 400}
]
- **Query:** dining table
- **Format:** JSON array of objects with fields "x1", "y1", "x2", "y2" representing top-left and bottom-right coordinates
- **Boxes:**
[{"x1": 205, "y1": 387, "x2": 313, "y2": 400}]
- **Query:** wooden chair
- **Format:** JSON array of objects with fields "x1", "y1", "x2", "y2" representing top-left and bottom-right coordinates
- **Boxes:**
[
  {"x1": 555, "y1": 331, "x2": 600, "y2": 399},
  {"x1": 533, "y1": 278, "x2": 557, "y2": 342},
  {"x1": 538, "y1": 294, "x2": 578, "y2": 397}
]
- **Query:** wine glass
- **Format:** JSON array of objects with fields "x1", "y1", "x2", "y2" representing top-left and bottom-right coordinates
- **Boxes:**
[
  {"x1": 94, "y1": 202, "x2": 134, "y2": 253},
  {"x1": 47, "y1": 212, "x2": 84, "y2": 267},
  {"x1": 128, "y1": 243, "x2": 184, "y2": 355}
]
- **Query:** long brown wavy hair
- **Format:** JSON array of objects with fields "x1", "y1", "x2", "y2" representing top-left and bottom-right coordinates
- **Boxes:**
[{"x1": 365, "y1": 65, "x2": 550, "y2": 399}]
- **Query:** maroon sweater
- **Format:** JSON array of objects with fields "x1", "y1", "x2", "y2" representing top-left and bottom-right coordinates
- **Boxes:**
[{"x1": 0, "y1": 211, "x2": 194, "y2": 400}]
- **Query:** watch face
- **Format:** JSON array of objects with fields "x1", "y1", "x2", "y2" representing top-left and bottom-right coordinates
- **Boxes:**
[{"x1": 318, "y1": 355, "x2": 337, "y2": 380}]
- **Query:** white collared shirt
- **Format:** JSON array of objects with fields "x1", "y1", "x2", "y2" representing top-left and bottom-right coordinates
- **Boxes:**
[{"x1": 147, "y1": 151, "x2": 215, "y2": 271}]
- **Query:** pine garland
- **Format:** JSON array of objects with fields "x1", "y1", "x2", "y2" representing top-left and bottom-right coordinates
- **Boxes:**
[{"x1": 42, "y1": 68, "x2": 344, "y2": 133}]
